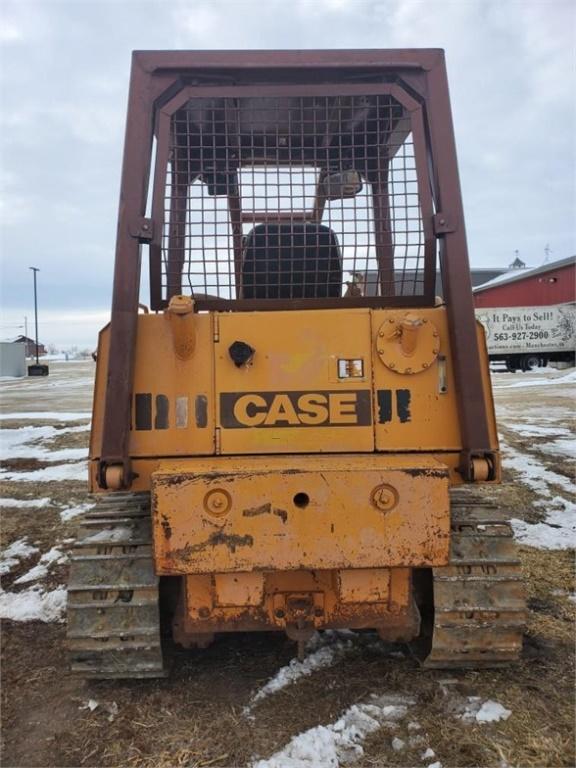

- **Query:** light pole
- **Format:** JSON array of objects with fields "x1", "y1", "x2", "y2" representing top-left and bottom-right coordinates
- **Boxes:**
[
  {"x1": 28, "y1": 266, "x2": 49, "y2": 376},
  {"x1": 30, "y1": 267, "x2": 40, "y2": 364}
]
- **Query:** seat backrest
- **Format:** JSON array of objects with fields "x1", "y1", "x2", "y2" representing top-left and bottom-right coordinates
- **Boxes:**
[{"x1": 241, "y1": 223, "x2": 342, "y2": 299}]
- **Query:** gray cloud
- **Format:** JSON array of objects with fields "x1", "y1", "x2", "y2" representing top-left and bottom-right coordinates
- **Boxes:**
[{"x1": 0, "y1": 0, "x2": 574, "y2": 346}]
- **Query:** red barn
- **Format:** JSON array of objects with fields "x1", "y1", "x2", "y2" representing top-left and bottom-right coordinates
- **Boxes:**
[{"x1": 473, "y1": 255, "x2": 575, "y2": 308}]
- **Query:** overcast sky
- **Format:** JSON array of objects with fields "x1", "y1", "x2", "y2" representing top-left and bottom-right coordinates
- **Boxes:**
[{"x1": 0, "y1": 0, "x2": 574, "y2": 347}]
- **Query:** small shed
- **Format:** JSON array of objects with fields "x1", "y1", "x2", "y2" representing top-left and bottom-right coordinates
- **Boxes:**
[
  {"x1": 0, "y1": 342, "x2": 26, "y2": 378},
  {"x1": 10, "y1": 335, "x2": 46, "y2": 358},
  {"x1": 473, "y1": 255, "x2": 576, "y2": 308}
]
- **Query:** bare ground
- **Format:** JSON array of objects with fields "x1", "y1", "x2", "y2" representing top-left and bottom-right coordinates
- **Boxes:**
[{"x1": 1, "y1": 362, "x2": 574, "y2": 768}]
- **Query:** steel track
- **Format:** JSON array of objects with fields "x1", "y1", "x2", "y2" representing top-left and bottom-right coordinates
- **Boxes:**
[
  {"x1": 423, "y1": 488, "x2": 526, "y2": 668},
  {"x1": 67, "y1": 492, "x2": 165, "y2": 678}
]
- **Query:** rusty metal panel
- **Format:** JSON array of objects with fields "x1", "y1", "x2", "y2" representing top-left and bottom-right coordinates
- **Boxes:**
[
  {"x1": 424, "y1": 57, "x2": 493, "y2": 475},
  {"x1": 214, "y1": 572, "x2": 264, "y2": 607},
  {"x1": 152, "y1": 454, "x2": 450, "y2": 574},
  {"x1": 338, "y1": 568, "x2": 390, "y2": 604},
  {"x1": 176, "y1": 566, "x2": 415, "y2": 637}
]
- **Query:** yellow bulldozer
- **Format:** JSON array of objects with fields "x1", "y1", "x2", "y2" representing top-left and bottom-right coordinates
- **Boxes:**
[{"x1": 67, "y1": 50, "x2": 525, "y2": 677}]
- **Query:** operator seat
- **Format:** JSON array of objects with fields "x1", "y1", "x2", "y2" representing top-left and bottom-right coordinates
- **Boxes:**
[{"x1": 241, "y1": 223, "x2": 343, "y2": 299}]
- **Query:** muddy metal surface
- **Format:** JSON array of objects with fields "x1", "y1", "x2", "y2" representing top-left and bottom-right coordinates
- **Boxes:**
[{"x1": 1, "y1": 362, "x2": 574, "y2": 768}]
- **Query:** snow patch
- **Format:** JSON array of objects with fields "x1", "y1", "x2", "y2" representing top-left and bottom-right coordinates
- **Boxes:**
[
  {"x1": 460, "y1": 697, "x2": 512, "y2": 724},
  {"x1": 7, "y1": 446, "x2": 87, "y2": 462},
  {"x1": 0, "y1": 585, "x2": 66, "y2": 621},
  {"x1": 60, "y1": 501, "x2": 95, "y2": 521},
  {"x1": 13, "y1": 546, "x2": 67, "y2": 584},
  {"x1": 501, "y1": 438, "x2": 574, "y2": 497},
  {"x1": 507, "y1": 424, "x2": 572, "y2": 439},
  {"x1": 0, "y1": 412, "x2": 91, "y2": 421},
  {"x1": 0, "y1": 462, "x2": 88, "y2": 482},
  {"x1": 475, "y1": 700, "x2": 512, "y2": 723},
  {"x1": 0, "y1": 497, "x2": 52, "y2": 509},
  {"x1": 0, "y1": 538, "x2": 39, "y2": 575},
  {"x1": 494, "y1": 370, "x2": 576, "y2": 389},
  {"x1": 83, "y1": 526, "x2": 134, "y2": 544},
  {"x1": 246, "y1": 630, "x2": 356, "y2": 712},
  {"x1": 0, "y1": 423, "x2": 89, "y2": 462},
  {"x1": 540, "y1": 438, "x2": 576, "y2": 460},
  {"x1": 510, "y1": 495, "x2": 576, "y2": 550},
  {"x1": 251, "y1": 694, "x2": 413, "y2": 768},
  {"x1": 501, "y1": 439, "x2": 575, "y2": 549}
]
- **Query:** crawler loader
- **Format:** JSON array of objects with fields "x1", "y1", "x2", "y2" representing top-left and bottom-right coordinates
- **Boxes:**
[{"x1": 67, "y1": 50, "x2": 526, "y2": 677}]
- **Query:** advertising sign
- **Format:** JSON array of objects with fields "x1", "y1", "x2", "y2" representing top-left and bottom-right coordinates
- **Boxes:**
[{"x1": 476, "y1": 303, "x2": 576, "y2": 354}]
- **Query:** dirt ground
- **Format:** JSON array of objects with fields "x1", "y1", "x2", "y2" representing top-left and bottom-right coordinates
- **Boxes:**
[{"x1": 1, "y1": 361, "x2": 574, "y2": 768}]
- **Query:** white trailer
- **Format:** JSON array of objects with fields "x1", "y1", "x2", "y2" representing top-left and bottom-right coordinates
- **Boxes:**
[{"x1": 476, "y1": 302, "x2": 576, "y2": 371}]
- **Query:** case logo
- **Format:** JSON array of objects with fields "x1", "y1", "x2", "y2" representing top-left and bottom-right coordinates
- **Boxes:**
[{"x1": 220, "y1": 391, "x2": 372, "y2": 428}]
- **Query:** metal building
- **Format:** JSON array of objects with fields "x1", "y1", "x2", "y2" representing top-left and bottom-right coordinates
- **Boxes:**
[{"x1": 0, "y1": 342, "x2": 26, "y2": 378}]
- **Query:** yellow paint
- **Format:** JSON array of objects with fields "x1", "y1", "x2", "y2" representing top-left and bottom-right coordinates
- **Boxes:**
[
  {"x1": 90, "y1": 305, "x2": 498, "y2": 470},
  {"x1": 215, "y1": 309, "x2": 374, "y2": 454}
]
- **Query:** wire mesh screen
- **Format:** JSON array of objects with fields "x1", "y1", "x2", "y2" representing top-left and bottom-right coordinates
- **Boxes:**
[{"x1": 160, "y1": 93, "x2": 428, "y2": 303}]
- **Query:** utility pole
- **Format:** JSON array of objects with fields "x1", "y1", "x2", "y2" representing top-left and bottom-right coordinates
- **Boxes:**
[
  {"x1": 24, "y1": 316, "x2": 28, "y2": 340},
  {"x1": 28, "y1": 267, "x2": 49, "y2": 376}
]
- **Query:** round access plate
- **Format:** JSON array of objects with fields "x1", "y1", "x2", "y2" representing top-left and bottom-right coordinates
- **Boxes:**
[{"x1": 376, "y1": 314, "x2": 440, "y2": 374}]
